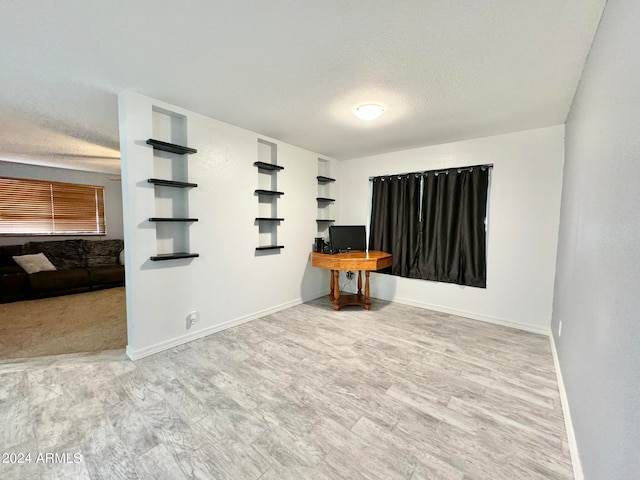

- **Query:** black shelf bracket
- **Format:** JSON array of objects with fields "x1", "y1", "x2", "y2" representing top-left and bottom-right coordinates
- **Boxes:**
[
  {"x1": 148, "y1": 178, "x2": 198, "y2": 188},
  {"x1": 150, "y1": 252, "x2": 200, "y2": 261},
  {"x1": 255, "y1": 245, "x2": 285, "y2": 251},
  {"x1": 254, "y1": 161, "x2": 284, "y2": 171},
  {"x1": 316, "y1": 219, "x2": 335, "y2": 222},
  {"x1": 255, "y1": 217, "x2": 284, "y2": 221},
  {"x1": 146, "y1": 139, "x2": 197, "y2": 155},
  {"x1": 149, "y1": 217, "x2": 199, "y2": 222},
  {"x1": 255, "y1": 189, "x2": 284, "y2": 196},
  {"x1": 316, "y1": 176, "x2": 336, "y2": 183},
  {"x1": 316, "y1": 197, "x2": 335, "y2": 202}
]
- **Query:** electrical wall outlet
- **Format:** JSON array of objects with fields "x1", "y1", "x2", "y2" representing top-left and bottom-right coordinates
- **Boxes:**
[
  {"x1": 558, "y1": 320, "x2": 563, "y2": 337},
  {"x1": 186, "y1": 311, "x2": 199, "y2": 330}
]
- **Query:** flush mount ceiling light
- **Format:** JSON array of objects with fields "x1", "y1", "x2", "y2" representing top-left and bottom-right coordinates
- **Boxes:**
[{"x1": 355, "y1": 103, "x2": 385, "y2": 121}]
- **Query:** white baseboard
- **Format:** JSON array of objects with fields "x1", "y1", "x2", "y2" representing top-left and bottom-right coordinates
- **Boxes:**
[
  {"x1": 550, "y1": 335, "x2": 583, "y2": 480},
  {"x1": 393, "y1": 296, "x2": 549, "y2": 335},
  {"x1": 126, "y1": 296, "x2": 308, "y2": 361}
]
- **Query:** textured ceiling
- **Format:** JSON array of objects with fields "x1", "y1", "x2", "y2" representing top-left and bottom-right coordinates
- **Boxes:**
[{"x1": 0, "y1": 1, "x2": 605, "y2": 174}]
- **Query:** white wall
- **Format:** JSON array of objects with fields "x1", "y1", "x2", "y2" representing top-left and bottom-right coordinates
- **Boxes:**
[
  {"x1": 338, "y1": 126, "x2": 565, "y2": 333},
  {"x1": 119, "y1": 91, "x2": 329, "y2": 359},
  {"x1": 0, "y1": 160, "x2": 123, "y2": 245},
  {"x1": 552, "y1": 0, "x2": 640, "y2": 478}
]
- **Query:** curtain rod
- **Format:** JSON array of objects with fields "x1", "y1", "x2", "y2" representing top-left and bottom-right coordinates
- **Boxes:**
[{"x1": 368, "y1": 163, "x2": 493, "y2": 181}]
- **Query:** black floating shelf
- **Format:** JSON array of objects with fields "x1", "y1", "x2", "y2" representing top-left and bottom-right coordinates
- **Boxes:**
[
  {"x1": 255, "y1": 217, "x2": 284, "y2": 221},
  {"x1": 150, "y1": 253, "x2": 199, "y2": 261},
  {"x1": 149, "y1": 217, "x2": 199, "y2": 222},
  {"x1": 254, "y1": 161, "x2": 284, "y2": 171},
  {"x1": 255, "y1": 189, "x2": 284, "y2": 196},
  {"x1": 255, "y1": 245, "x2": 285, "y2": 251},
  {"x1": 316, "y1": 176, "x2": 336, "y2": 183},
  {"x1": 148, "y1": 178, "x2": 198, "y2": 188},
  {"x1": 316, "y1": 219, "x2": 335, "y2": 222},
  {"x1": 316, "y1": 197, "x2": 335, "y2": 202},
  {"x1": 146, "y1": 139, "x2": 197, "y2": 155}
]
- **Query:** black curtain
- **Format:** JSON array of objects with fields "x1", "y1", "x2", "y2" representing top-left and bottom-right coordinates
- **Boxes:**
[
  {"x1": 368, "y1": 175, "x2": 421, "y2": 277},
  {"x1": 369, "y1": 166, "x2": 490, "y2": 288}
]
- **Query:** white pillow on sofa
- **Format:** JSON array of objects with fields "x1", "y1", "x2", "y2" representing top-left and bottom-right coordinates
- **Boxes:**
[
  {"x1": 12, "y1": 253, "x2": 57, "y2": 274},
  {"x1": 119, "y1": 249, "x2": 125, "y2": 265}
]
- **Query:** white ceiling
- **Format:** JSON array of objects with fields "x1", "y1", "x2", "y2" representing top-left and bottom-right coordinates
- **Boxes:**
[{"x1": 0, "y1": 1, "x2": 605, "y2": 175}]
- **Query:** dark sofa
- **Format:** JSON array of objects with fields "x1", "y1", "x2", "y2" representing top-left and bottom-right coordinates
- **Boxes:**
[{"x1": 0, "y1": 239, "x2": 124, "y2": 303}]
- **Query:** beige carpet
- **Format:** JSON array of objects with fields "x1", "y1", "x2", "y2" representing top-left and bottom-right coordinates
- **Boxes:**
[{"x1": 0, "y1": 287, "x2": 126, "y2": 360}]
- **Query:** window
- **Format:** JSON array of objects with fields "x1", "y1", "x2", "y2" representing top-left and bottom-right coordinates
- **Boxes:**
[
  {"x1": 0, "y1": 177, "x2": 106, "y2": 236},
  {"x1": 368, "y1": 165, "x2": 491, "y2": 288}
]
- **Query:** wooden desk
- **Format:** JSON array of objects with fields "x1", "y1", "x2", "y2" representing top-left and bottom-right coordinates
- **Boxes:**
[{"x1": 311, "y1": 250, "x2": 392, "y2": 311}]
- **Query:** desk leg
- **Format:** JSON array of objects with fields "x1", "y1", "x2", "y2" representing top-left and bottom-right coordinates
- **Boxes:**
[
  {"x1": 364, "y1": 271, "x2": 371, "y2": 310},
  {"x1": 329, "y1": 270, "x2": 335, "y2": 301},
  {"x1": 332, "y1": 270, "x2": 341, "y2": 311},
  {"x1": 357, "y1": 271, "x2": 362, "y2": 299}
]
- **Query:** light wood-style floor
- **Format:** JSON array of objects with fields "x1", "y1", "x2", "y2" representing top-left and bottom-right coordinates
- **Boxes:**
[{"x1": 0, "y1": 298, "x2": 573, "y2": 480}]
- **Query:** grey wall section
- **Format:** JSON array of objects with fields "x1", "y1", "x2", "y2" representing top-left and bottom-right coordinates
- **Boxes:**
[
  {"x1": 0, "y1": 160, "x2": 124, "y2": 245},
  {"x1": 552, "y1": 1, "x2": 640, "y2": 479}
]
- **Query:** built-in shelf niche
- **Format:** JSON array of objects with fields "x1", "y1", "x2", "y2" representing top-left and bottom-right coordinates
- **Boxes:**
[
  {"x1": 317, "y1": 158, "x2": 335, "y2": 236},
  {"x1": 255, "y1": 139, "x2": 284, "y2": 252},
  {"x1": 148, "y1": 106, "x2": 198, "y2": 261}
]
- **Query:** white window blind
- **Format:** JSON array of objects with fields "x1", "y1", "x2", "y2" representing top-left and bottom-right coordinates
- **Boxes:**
[{"x1": 0, "y1": 177, "x2": 106, "y2": 235}]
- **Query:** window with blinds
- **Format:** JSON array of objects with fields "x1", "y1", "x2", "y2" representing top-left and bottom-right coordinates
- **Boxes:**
[{"x1": 0, "y1": 177, "x2": 106, "y2": 235}]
